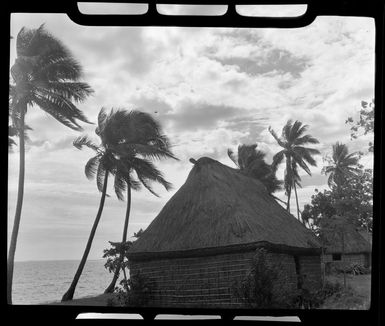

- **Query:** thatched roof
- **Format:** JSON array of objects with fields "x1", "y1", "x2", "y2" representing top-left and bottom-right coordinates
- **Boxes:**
[
  {"x1": 322, "y1": 223, "x2": 372, "y2": 254},
  {"x1": 128, "y1": 157, "x2": 321, "y2": 260}
]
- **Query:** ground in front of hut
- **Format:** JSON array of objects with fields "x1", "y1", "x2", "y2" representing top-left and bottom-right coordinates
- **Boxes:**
[
  {"x1": 320, "y1": 273, "x2": 371, "y2": 309},
  {"x1": 48, "y1": 274, "x2": 371, "y2": 309}
]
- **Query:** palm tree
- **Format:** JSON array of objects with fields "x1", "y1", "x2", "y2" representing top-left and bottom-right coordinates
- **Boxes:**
[
  {"x1": 228, "y1": 144, "x2": 282, "y2": 194},
  {"x1": 322, "y1": 142, "x2": 361, "y2": 192},
  {"x1": 61, "y1": 108, "x2": 177, "y2": 301},
  {"x1": 8, "y1": 25, "x2": 93, "y2": 304},
  {"x1": 268, "y1": 120, "x2": 320, "y2": 221},
  {"x1": 102, "y1": 108, "x2": 178, "y2": 293}
]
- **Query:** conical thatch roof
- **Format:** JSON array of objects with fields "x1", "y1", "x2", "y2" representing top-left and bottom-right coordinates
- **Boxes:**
[
  {"x1": 128, "y1": 157, "x2": 321, "y2": 260},
  {"x1": 321, "y1": 222, "x2": 372, "y2": 254}
]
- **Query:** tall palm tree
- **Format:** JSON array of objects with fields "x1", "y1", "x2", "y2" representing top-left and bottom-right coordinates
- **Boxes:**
[
  {"x1": 268, "y1": 120, "x2": 320, "y2": 221},
  {"x1": 322, "y1": 142, "x2": 361, "y2": 192},
  {"x1": 8, "y1": 25, "x2": 93, "y2": 304},
  {"x1": 61, "y1": 108, "x2": 177, "y2": 301},
  {"x1": 102, "y1": 108, "x2": 178, "y2": 293},
  {"x1": 228, "y1": 144, "x2": 282, "y2": 194}
]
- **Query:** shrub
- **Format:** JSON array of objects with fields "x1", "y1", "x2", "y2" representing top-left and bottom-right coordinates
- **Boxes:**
[
  {"x1": 232, "y1": 248, "x2": 297, "y2": 309},
  {"x1": 299, "y1": 281, "x2": 345, "y2": 309},
  {"x1": 107, "y1": 272, "x2": 155, "y2": 307},
  {"x1": 345, "y1": 263, "x2": 370, "y2": 275}
]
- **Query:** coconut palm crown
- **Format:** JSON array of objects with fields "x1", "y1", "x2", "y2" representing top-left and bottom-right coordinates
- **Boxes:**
[
  {"x1": 268, "y1": 120, "x2": 320, "y2": 216},
  {"x1": 228, "y1": 144, "x2": 282, "y2": 194},
  {"x1": 322, "y1": 142, "x2": 361, "y2": 189},
  {"x1": 10, "y1": 24, "x2": 93, "y2": 131},
  {"x1": 74, "y1": 108, "x2": 177, "y2": 198}
]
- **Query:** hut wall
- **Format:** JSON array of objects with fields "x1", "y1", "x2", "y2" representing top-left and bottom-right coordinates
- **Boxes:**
[
  {"x1": 323, "y1": 253, "x2": 371, "y2": 275},
  {"x1": 129, "y1": 250, "x2": 303, "y2": 308},
  {"x1": 298, "y1": 255, "x2": 322, "y2": 291},
  {"x1": 323, "y1": 253, "x2": 369, "y2": 266}
]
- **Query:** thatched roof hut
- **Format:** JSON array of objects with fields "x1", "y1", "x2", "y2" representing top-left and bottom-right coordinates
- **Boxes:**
[
  {"x1": 321, "y1": 220, "x2": 371, "y2": 268},
  {"x1": 322, "y1": 223, "x2": 371, "y2": 254},
  {"x1": 128, "y1": 157, "x2": 322, "y2": 308}
]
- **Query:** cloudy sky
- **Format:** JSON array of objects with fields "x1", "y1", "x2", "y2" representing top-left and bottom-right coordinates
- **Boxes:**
[{"x1": 8, "y1": 6, "x2": 375, "y2": 262}]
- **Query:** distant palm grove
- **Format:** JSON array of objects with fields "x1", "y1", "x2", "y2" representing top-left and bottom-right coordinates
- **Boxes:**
[{"x1": 8, "y1": 25, "x2": 373, "y2": 305}]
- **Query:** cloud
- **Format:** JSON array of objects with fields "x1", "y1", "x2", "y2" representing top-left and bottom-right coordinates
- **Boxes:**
[
  {"x1": 166, "y1": 101, "x2": 246, "y2": 132},
  {"x1": 214, "y1": 49, "x2": 309, "y2": 78},
  {"x1": 9, "y1": 14, "x2": 375, "y2": 262}
]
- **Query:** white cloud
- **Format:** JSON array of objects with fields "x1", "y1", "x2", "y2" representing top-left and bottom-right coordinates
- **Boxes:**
[{"x1": 9, "y1": 14, "x2": 375, "y2": 262}]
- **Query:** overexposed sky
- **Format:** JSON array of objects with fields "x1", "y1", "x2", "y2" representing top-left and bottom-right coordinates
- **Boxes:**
[{"x1": 8, "y1": 9, "x2": 375, "y2": 261}]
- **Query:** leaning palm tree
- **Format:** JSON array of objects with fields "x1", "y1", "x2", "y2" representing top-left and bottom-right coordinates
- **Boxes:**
[
  {"x1": 268, "y1": 120, "x2": 320, "y2": 221},
  {"x1": 103, "y1": 109, "x2": 178, "y2": 293},
  {"x1": 322, "y1": 142, "x2": 361, "y2": 192},
  {"x1": 61, "y1": 108, "x2": 177, "y2": 301},
  {"x1": 8, "y1": 25, "x2": 93, "y2": 304},
  {"x1": 228, "y1": 144, "x2": 282, "y2": 194}
]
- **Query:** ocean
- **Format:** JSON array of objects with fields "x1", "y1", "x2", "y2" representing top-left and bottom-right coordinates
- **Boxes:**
[{"x1": 13, "y1": 259, "x2": 119, "y2": 305}]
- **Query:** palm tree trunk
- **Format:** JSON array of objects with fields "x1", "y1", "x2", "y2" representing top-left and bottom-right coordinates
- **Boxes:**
[
  {"x1": 286, "y1": 185, "x2": 292, "y2": 212},
  {"x1": 104, "y1": 186, "x2": 131, "y2": 293},
  {"x1": 61, "y1": 172, "x2": 109, "y2": 301},
  {"x1": 293, "y1": 182, "x2": 302, "y2": 222},
  {"x1": 341, "y1": 230, "x2": 346, "y2": 288},
  {"x1": 286, "y1": 156, "x2": 292, "y2": 212},
  {"x1": 7, "y1": 106, "x2": 26, "y2": 304}
]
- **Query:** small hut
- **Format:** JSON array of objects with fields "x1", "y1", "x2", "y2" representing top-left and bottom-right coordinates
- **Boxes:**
[
  {"x1": 322, "y1": 222, "x2": 372, "y2": 270},
  {"x1": 127, "y1": 157, "x2": 322, "y2": 308}
]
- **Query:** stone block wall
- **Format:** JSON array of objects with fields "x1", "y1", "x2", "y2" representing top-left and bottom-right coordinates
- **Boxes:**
[{"x1": 129, "y1": 249, "x2": 317, "y2": 308}]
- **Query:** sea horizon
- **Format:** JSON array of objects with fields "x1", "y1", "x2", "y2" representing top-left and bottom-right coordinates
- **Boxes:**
[
  {"x1": 14, "y1": 258, "x2": 105, "y2": 263},
  {"x1": 13, "y1": 259, "x2": 122, "y2": 305}
]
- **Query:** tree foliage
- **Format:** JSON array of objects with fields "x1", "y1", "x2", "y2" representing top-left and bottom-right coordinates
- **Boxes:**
[
  {"x1": 346, "y1": 99, "x2": 374, "y2": 152},
  {"x1": 228, "y1": 144, "x2": 282, "y2": 194},
  {"x1": 9, "y1": 24, "x2": 93, "y2": 131},
  {"x1": 321, "y1": 142, "x2": 361, "y2": 189},
  {"x1": 268, "y1": 120, "x2": 320, "y2": 218},
  {"x1": 302, "y1": 168, "x2": 373, "y2": 233},
  {"x1": 74, "y1": 108, "x2": 177, "y2": 200}
]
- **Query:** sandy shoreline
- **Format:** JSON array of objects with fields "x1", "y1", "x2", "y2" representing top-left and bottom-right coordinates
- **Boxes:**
[{"x1": 47, "y1": 293, "x2": 113, "y2": 306}]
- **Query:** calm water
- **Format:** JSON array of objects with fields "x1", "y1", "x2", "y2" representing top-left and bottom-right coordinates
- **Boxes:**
[{"x1": 13, "y1": 259, "x2": 119, "y2": 305}]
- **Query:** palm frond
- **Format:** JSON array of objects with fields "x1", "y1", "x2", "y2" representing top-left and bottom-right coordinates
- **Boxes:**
[
  {"x1": 38, "y1": 81, "x2": 93, "y2": 103},
  {"x1": 295, "y1": 122, "x2": 309, "y2": 138},
  {"x1": 288, "y1": 120, "x2": 305, "y2": 141},
  {"x1": 292, "y1": 146, "x2": 319, "y2": 167},
  {"x1": 96, "y1": 159, "x2": 107, "y2": 193},
  {"x1": 291, "y1": 153, "x2": 311, "y2": 176},
  {"x1": 271, "y1": 150, "x2": 285, "y2": 172},
  {"x1": 268, "y1": 126, "x2": 286, "y2": 148},
  {"x1": 136, "y1": 174, "x2": 160, "y2": 197},
  {"x1": 96, "y1": 107, "x2": 108, "y2": 136},
  {"x1": 73, "y1": 135, "x2": 100, "y2": 152},
  {"x1": 126, "y1": 175, "x2": 142, "y2": 192},
  {"x1": 293, "y1": 134, "x2": 319, "y2": 145},
  {"x1": 34, "y1": 89, "x2": 92, "y2": 124},
  {"x1": 32, "y1": 96, "x2": 83, "y2": 131},
  {"x1": 113, "y1": 170, "x2": 127, "y2": 201},
  {"x1": 131, "y1": 157, "x2": 173, "y2": 193},
  {"x1": 227, "y1": 148, "x2": 239, "y2": 168},
  {"x1": 36, "y1": 54, "x2": 84, "y2": 82},
  {"x1": 282, "y1": 119, "x2": 293, "y2": 141},
  {"x1": 114, "y1": 143, "x2": 178, "y2": 161},
  {"x1": 85, "y1": 155, "x2": 100, "y2": 180}
]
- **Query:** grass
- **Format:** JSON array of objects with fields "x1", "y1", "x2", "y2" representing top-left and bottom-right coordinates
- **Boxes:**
[{"x1": 319, "y1": 273, "x2": 371, "y2": 309}]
